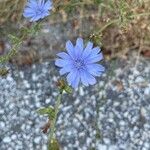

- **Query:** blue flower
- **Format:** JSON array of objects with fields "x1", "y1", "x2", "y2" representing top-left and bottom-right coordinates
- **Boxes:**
[
  {"x1": 55, "y1": 38, "x2": 105, "y2": 88},
  {"x1": 23, "y1": 0, "x2": 53, "y2": 22}
]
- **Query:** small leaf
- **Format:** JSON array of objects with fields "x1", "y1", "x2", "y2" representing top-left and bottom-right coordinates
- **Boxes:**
[
  {"x1": 94, "y1": 0, "x2": 103, "y2": 4},
  {"x1": 56, "y1": 79, "x2": 73, "y2": 94},
  {"x1": 8, "y1": 34, "x2": 21, "y2": 45},
  {"x1": 0, "y1": 68, "x2": 9, "y2": 76},
  {"x1": 64, "y1": 85, "x2": 73, "y2": 94},
  {"x1": 37, "y1": 106, "x2": 55, "y2": 120}
]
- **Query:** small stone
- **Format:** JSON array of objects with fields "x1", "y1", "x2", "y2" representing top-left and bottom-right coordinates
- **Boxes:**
[
  {"x1": 24, "y1": 80, "x2": 30, "y2": 88},
  {"x1": 144, "y1": 142, "x2": 150, "y2": 148},
  {"x1": 9, "y1": 103, "x2": 14, "y2": 110},
  {"x1": 144, "y1": 87, "x2": 150, "y2": 96},
  {"x1": 86, "y1": 138, "x2": 92, "y2": 146},
  {"x1": 0, "y1": 121, "x2": 5, "y2": 128},
  {"x1": 67, "y1": 131, "x2": 72, "y2": 136},
  {"x1": 103, "y1": 138, "x2": 111, "y2": 144},
  {"x1": 32, "y1": 73, "x2": 38, "y2": 81},
  {"x1": 79, "y1": 87, "x2": 84, "y2": 96},
  {"x1": 62, "y1": 106, "x2": 72, "y2": 112},
  {"x1": 142, "y1": 147, "x2": 147, "y2": 150},
  {"x1": 19, "y1": 71, "x2": 24, "y2": 78},
  {"x1": 108, "y1": 145, "x2": 117, "y2": 150},
  {"x1": 0, "y1": 110, "x2": 4, "y2": 114},
  {"x1": 34, "y1": 137, "x2": 41, "y2": 144},
  {"x1": 135, "y1": 76, "x2": 144, "y2": 83},
  {"x1": 3, "y1": 137, "x2": 11, "y2": 143},
  {"x1": 98, "y1": 144, "x2": 107, "y2": 150},
  {"x1": 78, "y1": 132, "x2": 85, "y2": 137},
  {"x1": 74, "y1": 98, "x2": 80, "y2": 106},
  {"x1": 45, "y1": 98, "x2": 51, "y2": 104},
  {"x1": 119, "y1": 120, "x2": 125, "y2": 126},
  {"x1": 35, "y1": 102, "x2": 41, "y2": 107},
  {"x1": 11, "y1": 134, "x2": 17, "y2": 140},
  {"x1": 141, "y1": 107, "x2": 147, "y2": 117}
]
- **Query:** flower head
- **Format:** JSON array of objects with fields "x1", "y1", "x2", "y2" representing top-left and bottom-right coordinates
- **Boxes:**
[
  {"x1": 23, "y1": 0, "x2": 53, "y2": 22},
  {"x1": 55, "y1": 38, "x2": 105, "y2": 88}
]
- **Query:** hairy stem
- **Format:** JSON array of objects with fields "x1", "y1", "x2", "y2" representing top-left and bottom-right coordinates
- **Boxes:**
[{"x1": 48, "y1": 92, "x2": 62, "y2": 150}]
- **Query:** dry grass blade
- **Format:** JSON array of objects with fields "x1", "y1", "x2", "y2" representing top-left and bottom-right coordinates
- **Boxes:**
[{"x1": 0, "y1": 0, "x2": 26, "y2": 24}]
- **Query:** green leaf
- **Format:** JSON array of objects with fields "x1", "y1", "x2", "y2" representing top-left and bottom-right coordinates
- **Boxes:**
[
  {"x1": 8, "y1": 34, "x2": 21, "y2": 45},
  {"x1": 0, "y1": 48, "x2": 17, "y2": 64},
  {"x1": 64, "y1": 85, "x2": 73, "y2": 94},
  {"x1": 0, "y1": 68, "x2": 9, "y2": 76},
  {"x1": 37, "y1": 106, "x2": 55, "y2": 120},
  {"x1": 56, "y1": 79, "x2": 73, "y2": 94},
  {"x1": 94, "y1": 0, "x2": 103, "y2": 4}
]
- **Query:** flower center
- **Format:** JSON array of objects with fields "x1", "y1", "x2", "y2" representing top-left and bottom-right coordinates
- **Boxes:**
[{"x1": 74, "y1": 59, "x2": 84, "y2": 69}]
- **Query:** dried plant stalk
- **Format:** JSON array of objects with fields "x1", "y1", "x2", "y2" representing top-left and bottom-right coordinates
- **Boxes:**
[{"x1": 0, "y1": 0, "x2": 26, "y2": 24}]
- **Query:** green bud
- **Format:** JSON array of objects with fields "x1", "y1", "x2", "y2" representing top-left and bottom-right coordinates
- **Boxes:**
[
  {"x1": 56, "y1": 79, "x2": 73, "y2": 94},
  {"x1": 0, "y1": 68, "x2": 9, "y2": 76}
]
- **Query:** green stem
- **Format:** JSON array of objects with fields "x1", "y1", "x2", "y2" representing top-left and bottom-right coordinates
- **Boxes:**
[
  {"x1": 55, "y1": 0, "x2": 93, "y2": 9},
  {"x1": 95, "y1": 12, "x2": 150, "y2": 35},
  {"x1": 0, "y1": 44, "x2": 19, "y2": 64},
  {"x1": 48, "y1": 92, "x2": 62, "y2": 150},
  {"x1": 130, "y1": 12, "x2": 150, "y2": 18},
  {"x1": 98, "y1": 19, "x2": 118, "y2": 34}
]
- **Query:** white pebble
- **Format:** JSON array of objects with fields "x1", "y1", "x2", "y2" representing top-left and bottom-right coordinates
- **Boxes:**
[
  {"x1": 144, "y1": 87, "x2": 150, "y2": 96},
  {"x1": 34, "y1": 137, "x2": 41, "y2": 144},
  {"x1": 98, "y1": 144, "x2": 107, "y2": 150},
  {"x1": 0, "y1": 121, "x2": 5, "y2": 128},
  {"x1": 3, "y1": 137, "x2": 11, "y2": 143},
  {"x1": 79, "y1": 87, "x2": 84, "y2": 96}
]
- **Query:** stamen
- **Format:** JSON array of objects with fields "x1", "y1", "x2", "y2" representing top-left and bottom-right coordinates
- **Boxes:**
[{"x1": 74, "y1": 59, "x2": 84, "y2": 69}]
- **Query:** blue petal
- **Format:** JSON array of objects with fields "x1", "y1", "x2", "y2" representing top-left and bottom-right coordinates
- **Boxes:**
[
  {"x1": 81, "y1": 70, "x2": 96, "y2": 85},
  {"x1": 86, "y1": 64, "x2": 105, "y2": 76},
  {"x1": 27, "y1": 0, "x2": 38, "y2": 9},
  {"x1": 55, "y1": 59, "x2": 72, "y2": 67},
  {"x1": 23, "y1": 7, "x2": 35, "y2": 14},
  {"x1": 80, "y1": 70, "x2": 89, "y2": 86},
  {"x1": 29, "y1": 0, "x2": 37, "y2": 5},
  {"x1": 82, "y1": 42, "x2": 93, "y2": 59},
  {"x1": 59, "y1": 64, "x2": 74, "y2": 75},
  {"x1": 85, "y1": 53, "x2": 103, "y2": 64},
  {"x1": 57, "y1": 52, "x2": 72, "y2": 60},
  {"x1": 30, "y1": 15, "x2": 41, "y2": 22},
  {"x1": 66, "y1": 69, "x2": 77, "y2": 85},
  {"x1": 44, "y1": 1, "x2": 52, "y2": 10},
  {"x1": 23, "y1": 8, "x2": 36, "y2": 18},
  {"x1": 74, "y1": 45, "x2": 83, "y2": 59},
  {"x1": 86, "y1": 72, "x2": 96, "y2": 85},
  {"x1": 40, "y1": 11, "x2": 49, "y2": 19},
  {"x1": 23, "y1": 11, "x2": 35, "y2": 18},
  {"x1": 92, "y1": 47, "x2": 101, "y2": 55},
  {"x1": 66, "y1": 40, "x2": 75, "y2": 58},
  {"x1": 67, "y1": 69, "x2": 80, "y2": 88},
  {"x1": 71, "y1": 71, "x2": 80, "y2": 88},
  {"x1": 38, "y1": 0, "x2": 45, "y2": 8},
  {"x1": 76, "y1": 38, "x2": 84, "y2": 51}
]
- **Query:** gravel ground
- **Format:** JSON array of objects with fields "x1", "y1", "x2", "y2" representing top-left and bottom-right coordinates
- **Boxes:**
[{"x1": 0, "y1": 55, "x2": 150, "y2": 150}]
